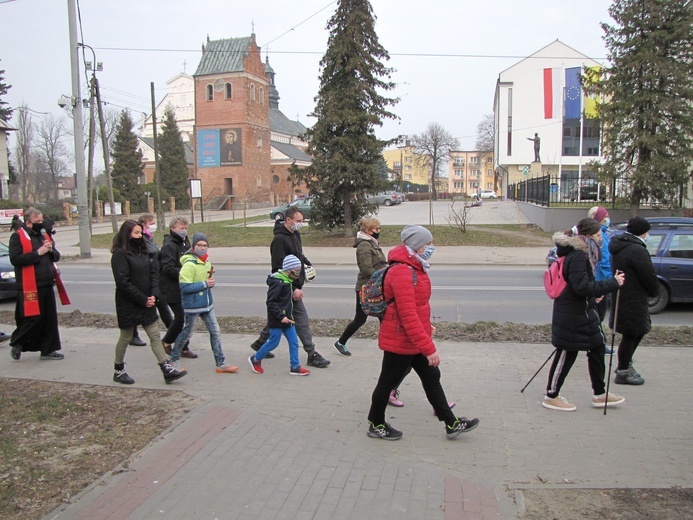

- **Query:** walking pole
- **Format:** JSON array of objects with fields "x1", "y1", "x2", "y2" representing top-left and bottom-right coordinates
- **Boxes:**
[
  {"x1": 520, "y1": 349, "x2": 556, "y2": 393},
  {"x1": 604, "y1": 287, "x2": 621, "y2": 416}
]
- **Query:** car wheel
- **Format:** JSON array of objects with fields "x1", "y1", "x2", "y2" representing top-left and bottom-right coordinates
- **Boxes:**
[
  {"x1": 384, "y1": 199, "x2": 392, "y2": 206},
  {"x1": 647, "y1": 281, "x2": 669, "y2": 314},
  {"x1": 274, "y1": 213, "x2": 284, "y2": 221}
]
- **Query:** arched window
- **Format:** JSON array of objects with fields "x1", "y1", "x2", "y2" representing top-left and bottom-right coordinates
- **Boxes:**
[
  {"x1": 225, "y1": 82, "x2": 233, "y2": 99},
  {"x1": 259, "y1": 87, "x2": 265, "y2": 105},
  {"x1": 250, "y1": 84, "x2": 256, "y2": 102},
  {"x1": 206, "y1": 84, "x2": 213, "y2": 101}
]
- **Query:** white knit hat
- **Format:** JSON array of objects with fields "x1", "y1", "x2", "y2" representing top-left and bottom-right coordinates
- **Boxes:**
[{"x1": 282, "y1": 255, "x2": 302, "y2": 271}]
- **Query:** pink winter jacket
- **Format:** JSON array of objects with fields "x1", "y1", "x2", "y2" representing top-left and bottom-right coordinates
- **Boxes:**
[{"x1": 378, "y1": 244, "x2": 436, "y2": 356}]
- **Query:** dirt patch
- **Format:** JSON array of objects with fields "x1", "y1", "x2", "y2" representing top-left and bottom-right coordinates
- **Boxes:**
[
  {"x1": 0, "y1": 378, "x2": 201, "y2": 520},
  {"x1": 519, "y1": 487, "x2": 693, "y2": 519}
]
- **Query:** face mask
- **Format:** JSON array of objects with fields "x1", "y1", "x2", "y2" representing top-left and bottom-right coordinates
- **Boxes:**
[
  {"x1": 604, "y1": 218, "x2": 611, "y2": 228},
  {"x1": 642, "y1": 233, "x2": 649, "y2": 243},
  {"x1": 30, "y1": 222, "x2": 43, "y2": 231},
  {"x1": 175, "y1": 230, "x2": 187, "y2": 240},
  {"x1": 371, "y1": 232, "x2": 380, "y2": 240},
  {"x1": 286, "y1": 270, "x2": 301, "y2": 280},
  {"x1": 148, "y1": 224, "x2": 157, "y2": 233},
  {"x1": 419, "y1": 245, "x2": 435, "y2": 261},
  {"x1": 130, "y1": 237, "x2": 144, "y2": 247},
  {"x1": 290, "y1": 222, "x2": 303, "y2": 232}
]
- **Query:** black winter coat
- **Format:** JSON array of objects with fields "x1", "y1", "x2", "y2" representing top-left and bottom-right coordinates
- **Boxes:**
[
  {"x1": 265, "y1": 273, "x2": 294, "y2": 329},
  {"x1": 159, "y1": 232, "x2": 190, "y2": 304},
  {"x1": 551, "y1": 232, "x2": 620, "y2": 351},
  {"x1": 608, "y1": 232, "x2": 659, "y2": 336},
  {"x1": 270, "y1": 220, "x2": 311, "y2": 289},
  {"x1": 111, "y1": 241, "x2": 160, "y2": 329},
  {"x1": 9, "y1": 225, "x2": 60, "y2": 288}
]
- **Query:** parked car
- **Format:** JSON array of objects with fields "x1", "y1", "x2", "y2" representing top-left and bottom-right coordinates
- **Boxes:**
[
  {"x1": 269, "y1": 197, "x2": 313, "y2": 221},
  {"x1": 569, "y1": 183, "x2": 607, "y2": 201},
  {"x1": 366, "y1": 192, "x2": 399, "y2": 206},
  {"x1": 609, "y1": 217, "x2": 693, "y2": 313},
  {"x1": 0, "y1": 241, "x2": 17, "y2": 300},
  {"x1": 479, "y1": 189, "x2": 498, "y2": 199}
]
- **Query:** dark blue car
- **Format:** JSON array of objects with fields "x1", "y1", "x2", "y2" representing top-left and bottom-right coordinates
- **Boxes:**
[{"x1": 0, "y1": 241, "x2": 18, "y2": 300}]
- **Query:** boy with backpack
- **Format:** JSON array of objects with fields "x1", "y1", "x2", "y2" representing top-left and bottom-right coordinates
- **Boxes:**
[
  {"x1": 169, "y1": 233, "x2": 238, "y2": 374},
  {"x1": 248, "y1": 255, "x2": 310, "y2": 376}
]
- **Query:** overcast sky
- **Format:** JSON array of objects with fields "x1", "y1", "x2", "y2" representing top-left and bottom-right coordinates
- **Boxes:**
[{"x1": 2, "y1": 0, "x2": 613, "y2": 152}]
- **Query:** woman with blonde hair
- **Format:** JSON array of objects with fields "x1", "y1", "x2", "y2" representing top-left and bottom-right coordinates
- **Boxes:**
[{"x1": 334, "y1": 217, "x2": 387, "y2": 357}]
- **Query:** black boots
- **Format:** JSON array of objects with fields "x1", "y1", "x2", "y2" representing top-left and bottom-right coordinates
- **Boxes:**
[
  {"x1": 159, "y1": 360, "x2": 187, "y2": 384},
  {"x1": 113, "y1": 363, "x2": 135, "y2": 385}
]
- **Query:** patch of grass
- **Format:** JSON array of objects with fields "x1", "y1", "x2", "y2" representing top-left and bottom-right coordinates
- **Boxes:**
[{"x1": 90, "y1": 222, "x2": 553, "y2": 249}]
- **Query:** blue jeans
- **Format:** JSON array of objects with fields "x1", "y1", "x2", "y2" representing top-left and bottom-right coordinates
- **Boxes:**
[
  {"x1": 171, "y1": 309, "x2": 225, "y2": 367},
  {"x1": 255, "y1": 326, "x2": 300, "y2": 369}
]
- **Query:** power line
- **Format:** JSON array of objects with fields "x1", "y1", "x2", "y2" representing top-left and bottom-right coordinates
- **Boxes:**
[{"x1": 261, "y1": 0, "x2": 337, "y2": 49}]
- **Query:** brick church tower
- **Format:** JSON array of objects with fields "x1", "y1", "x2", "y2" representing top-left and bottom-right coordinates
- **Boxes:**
[{"x1": 193, "y1": 34, "x2": 272, "y2": 207}]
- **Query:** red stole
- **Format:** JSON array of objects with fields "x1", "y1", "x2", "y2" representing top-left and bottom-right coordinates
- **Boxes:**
[{"x1": 18, "y1": 229, "x2": 41, "y2": 317}]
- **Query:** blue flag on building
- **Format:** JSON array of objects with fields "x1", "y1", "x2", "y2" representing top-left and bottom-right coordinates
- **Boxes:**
[{"x1": 564, "y1": 67, "x2": 581, "y2": 120}]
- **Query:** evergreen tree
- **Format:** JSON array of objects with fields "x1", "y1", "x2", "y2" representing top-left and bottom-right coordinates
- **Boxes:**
[
  {"x1": 592, "y1": 0, "x2": 693, "y2": 213},
  {"x1": 0, "y1": 64, "x2": 12, "y2": 123},
  {"x1": 110, "y1": 110, "x2": 144, "y2": 208},
  {"x1": 292, "y1": 0, "x2": 397, "y2": 233},
  {"x1": 157, "y1": 106, "x2": 190, "y2": 209}
]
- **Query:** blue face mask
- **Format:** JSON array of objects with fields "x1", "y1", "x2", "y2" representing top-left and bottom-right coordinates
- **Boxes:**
[
  {"x1": 604, "y1": 218, "x2": 611, "y2": 228},
  {"x1": 419, "y1": 245, "x2": 435, "y2": 261}
]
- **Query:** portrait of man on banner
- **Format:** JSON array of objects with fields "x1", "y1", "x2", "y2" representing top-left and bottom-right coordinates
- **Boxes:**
[{"x1": 220, "y1": 128, "x2": 243, "y2": 166}]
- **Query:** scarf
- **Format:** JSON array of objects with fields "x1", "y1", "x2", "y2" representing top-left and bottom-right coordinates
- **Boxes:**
[
  {"x1": 18, "y1": 229, "x2": 41, "y2": 316},
  {"x1": 583, "y1": 236, "x2": 601, "y2": 275},
  {"x1": 356, "y1": 230, "x2": 377, "y2": 243}
]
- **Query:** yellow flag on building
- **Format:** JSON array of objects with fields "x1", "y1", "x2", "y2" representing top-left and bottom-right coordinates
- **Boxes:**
[{"x1": 583, "y1": 66, "x2": 601, "y2": 118}]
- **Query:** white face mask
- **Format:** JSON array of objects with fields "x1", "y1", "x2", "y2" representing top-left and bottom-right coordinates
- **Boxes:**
[
  {"x1": 148, "y1": 224, "x2": 157, "y2": 233},
  {"x1": 290, "y1": 222, "x2": 303, "y2": 232}
]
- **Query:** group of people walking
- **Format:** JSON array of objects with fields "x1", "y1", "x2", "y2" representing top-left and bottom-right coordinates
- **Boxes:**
[
  {"x1": 5, "y1": 203, "x2": 659, "y2": 439},
  {"x1": 543, "y1": 208, "x2": 658, "y2": 412}
]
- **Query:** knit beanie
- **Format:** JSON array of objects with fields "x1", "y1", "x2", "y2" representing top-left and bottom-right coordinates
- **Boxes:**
[
  {"x1": 401, "y1": 225, "x2": 433, "y2": 250},
  {"x1": 576, "y1": 218, "x2": 601, "y2": 236},
  {"x1": 191, "y1": 232, "x2": 209, "y2": 248},
  {"x1": 592, "y1": 206, "x2": 609, "y2": 223},
  {"x1": 282, "y1": 255, "x2": 302, "y2": 271},
  {"x1": 627, "y1": 216, "x2": 651, "y2": 236}
]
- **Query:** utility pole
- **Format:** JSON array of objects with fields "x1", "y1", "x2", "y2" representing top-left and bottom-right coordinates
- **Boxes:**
[
  {"x1": 94, "y1": 78, "x2": 118, "y2": 232},
  {"x1": 67, "y1": 0, "x2": 91, "y2": 257},
  {"x1": 150, "y1": 82, "x2": 165, "y2": 229},
  {"x1": 86, "y1": 75, "x2": 96, "y2": 233}
]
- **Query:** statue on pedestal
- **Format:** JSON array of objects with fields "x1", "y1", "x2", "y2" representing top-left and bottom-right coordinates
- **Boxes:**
[{"x1": 527, "y1": 133, "x2": 540, "y2": 162}]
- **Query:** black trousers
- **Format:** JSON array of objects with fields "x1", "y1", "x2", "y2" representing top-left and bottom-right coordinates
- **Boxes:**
[
  {"x1": 11, "y1": 285, "x2": 61, "y2": 354},
  {"x1": 338, "y1": 291, "x2": 371, "y2": 346},
  {"x1": 617, "y1": 333, "x2": 645, "y2": 371},
  {"x1": 368, "y1": 351, "x2": 456, "y2": 427},
  {"x1": 162, "y1": 300, "x2": 188, "y2": 349},
  {"x1": 546, "y1": 345, "x2": 606, "y2": 398}
]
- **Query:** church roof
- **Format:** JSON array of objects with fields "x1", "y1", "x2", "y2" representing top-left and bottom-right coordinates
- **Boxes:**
[
  {"x1": 140, "y1": 137, "x2": 194, "y2": 166},
  {"x1": 194, "y1": 37, "x2": 253, "y2": 76},
  {"x1": 271, "y1": 140, "x2": 312, "y2": 162},
  {"x1": 269, "y1": 108, "x2": 307, "y2": 137}
]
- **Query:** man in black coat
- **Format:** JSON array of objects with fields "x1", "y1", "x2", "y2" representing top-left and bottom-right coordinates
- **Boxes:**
[
  {"x1": 609, "y1": 216, "x2": 659, "y2": 385},
  {"x1": 159, "y1": 217, "x2": 197, "y2": 358},
  {"x1": 250, "y1": 206, "x2": 330, "y2": 368},
  {"x1": 8, "y1": 208, "x2": 63, "y2": 361}
]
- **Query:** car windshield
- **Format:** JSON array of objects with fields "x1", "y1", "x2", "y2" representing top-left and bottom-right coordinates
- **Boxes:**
[{"x1": 0, "y1": 242, "x2": 9, "y2": 257}]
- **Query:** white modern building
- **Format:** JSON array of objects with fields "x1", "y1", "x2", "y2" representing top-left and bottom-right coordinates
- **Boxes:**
[{"x1": 493, "y1": 40, "x2": 602, "y2": 200}]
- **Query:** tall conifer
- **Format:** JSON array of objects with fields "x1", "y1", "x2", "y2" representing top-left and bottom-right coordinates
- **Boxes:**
[
  {"x1": 158, "y1": 107, "x2": 189, "y2": 209},
  {"x1": 593, "y1": 0, "x2": 693, "y2": 212},
  {"x1": 293, "y1": 0, "x2": 397, "y2": 232},
  {"x1": 110, "y1": 110, "x2": 144, "y2": 208}
]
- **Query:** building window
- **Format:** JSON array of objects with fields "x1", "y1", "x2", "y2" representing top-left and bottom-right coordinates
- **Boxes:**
[
  {"x1": 487, "y1": 169, "x2": 493, "y2": 177},
  {"x1": 487, "y1": 183, "x2": 493, "y2": 189},
  {"x1": 470, "y1": 156, "x2": 479, "y2": 164},
  {"x1": 257, "y1": 136, "x2": 263, "y2": 149},
  {"x1": 404, "y1": 165, "x2": 412, "y2": 171},
  {"x1": 486, "y1": 156, "x2": 493, "y2": 163},
  {"x1": 225, "y1": 83, "x2": 233, "y2": 99},
  {"x1": 454, "y1": 169, "x2": 462, "y2": 178},
  {"x1": 250, "y1": 84, "x2": 256, "y2": 102},
  {"x1": 206, "y1": 84, "x2": 213, "y2": 101},
  {"x1": 394, "y1": 161, "x2": 402, "y2": 169},
  {"x1": 472, "y1": 169, "x2": 481, "y2": 177},
  {"x1": 259, "y1": 87, "x2": 265, "y2": 105},
  {"x1": 404, "y1": 174, "x2": 411, "y2": 180}
]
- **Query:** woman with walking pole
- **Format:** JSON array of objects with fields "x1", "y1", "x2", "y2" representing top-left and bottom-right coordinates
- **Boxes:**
[{"x1": 542, "y1": 218, "x2": 626, "y2": 412}]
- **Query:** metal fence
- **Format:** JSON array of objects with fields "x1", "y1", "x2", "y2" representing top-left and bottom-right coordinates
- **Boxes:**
[{"x1": 506, "y1": 173, "x2": 686, "y2": 208}]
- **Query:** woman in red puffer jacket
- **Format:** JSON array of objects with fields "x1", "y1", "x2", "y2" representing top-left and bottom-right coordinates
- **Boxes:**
[{"x1": 366, "y1": 226, "x2": 480, "y2": 441}]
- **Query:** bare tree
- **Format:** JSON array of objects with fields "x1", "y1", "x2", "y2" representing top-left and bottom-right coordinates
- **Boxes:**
[
  {"x1": 36, "y1": 114, "x2": 69, "y2": 201},
  {"x1": 475, "y1": 113, "x2": 499, "y2": 192},
  {"x1": 30, "y1": 149, "x2": 51, "y2": 202},
  {"x1": 14, "y1": 105, "x2": 34, "y2": 201},
  {"x1": 411, "y1": 123, "x2": 459, "y2": 224}
]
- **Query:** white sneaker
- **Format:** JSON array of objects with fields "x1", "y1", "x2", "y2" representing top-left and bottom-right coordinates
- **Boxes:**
[
  {"x1": 542, "y1": 395, "x2": 577, "y2": 412},
  {"x1": 592, "y1": 392, "x2": 625, "y2": 408}
]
